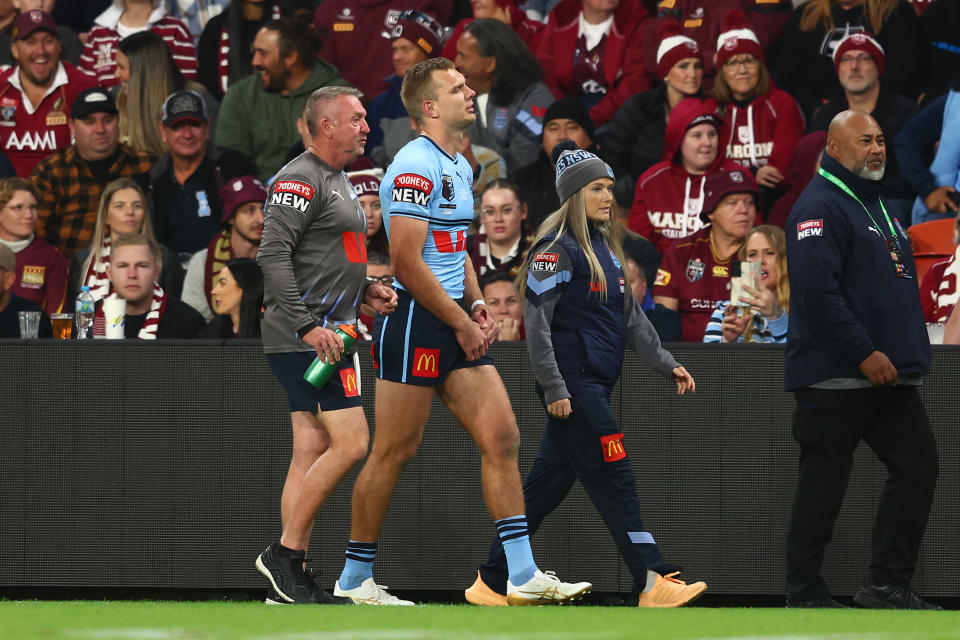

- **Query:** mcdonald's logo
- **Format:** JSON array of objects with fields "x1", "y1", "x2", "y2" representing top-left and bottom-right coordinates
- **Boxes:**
[
  {"x1": 412, "y1": 347, "x2": 440, "y2": 378},
  {"x1": 600, "y1": 433, "x2": 627, "y2": 463},
  {"x1": 339, "y1": 369, "x2": 360, "y2": 397}
]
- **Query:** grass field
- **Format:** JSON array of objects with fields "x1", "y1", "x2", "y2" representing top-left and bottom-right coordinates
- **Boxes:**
[{"x1": 1, "y1": 602, "x2": 959, "y2": 640}]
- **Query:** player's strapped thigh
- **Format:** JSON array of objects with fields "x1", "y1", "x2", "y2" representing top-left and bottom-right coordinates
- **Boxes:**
[
  {"x1": 372, "y1": 290, "x2": 492, "y2": 386},
  {"x1": 267, "y1": 351, "x2": 363, "y2": 412}
]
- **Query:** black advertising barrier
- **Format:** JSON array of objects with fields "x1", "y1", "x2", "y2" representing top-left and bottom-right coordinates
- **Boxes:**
[{"x1": 1, "y1": 340, "x2": 957, "y2": 595}]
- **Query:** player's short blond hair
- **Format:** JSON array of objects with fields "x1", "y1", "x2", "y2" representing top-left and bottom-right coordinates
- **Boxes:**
[{"x1": 401, "y1": 57, "x2": 455, "y2": 124}]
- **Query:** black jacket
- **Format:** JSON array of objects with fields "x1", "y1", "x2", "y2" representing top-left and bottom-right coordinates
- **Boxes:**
[
  {"x1": 772, "y1": 1, "x2": 923, "y2": 120},
  {"x1": 784, "y1": 154, "x2": 929, "y2": 390},
  {"x1": 514, "y1": 150, "x2": 561, "y2": 233},
  {"x1": 809, "y1": 84, "x2": 919, "y2": 200},
  {"x1": 920, "y1": 0, "x2": 960, "y2": 103},
  {"x1": 0, "y1": 294, "x2": 52, "y2": 338},
  {"x1": 599, "y1": 84, "x2": 669, "y2": 208},
  {"x1": 148, "y1": 146, "x2": 256, "y2": 255}
]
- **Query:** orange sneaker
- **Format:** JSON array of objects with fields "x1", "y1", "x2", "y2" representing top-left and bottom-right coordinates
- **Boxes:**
[
  {"x1": 464, "y1": 571, "x2": 508, "y2": 606},
  {"x1": 636, "y1": 572, "x2": 707, "y2": 608}
]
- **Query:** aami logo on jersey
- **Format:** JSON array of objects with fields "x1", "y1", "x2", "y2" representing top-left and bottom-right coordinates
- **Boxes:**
[
  {"x1": 412, "y1": 347, "x2": 440, "y2": 378},
  {"x1": 600, "y1": 433, "x2": 627, "y2": 463},
  {"x1": 393, "y1": 173, "x2": 433, "y2": 206},
  {"x1": 797, "y1": 219, "x2": 823, "y2": 240},
  {"x1": 272, "y1": 180, "x2": 315, "y2": 213},
  {"x1": 5, "y1": 130, "x2": 56, "y2": 151},
  {"x1": 531, "y1": 252, "x2": 558, "y2": 272},
  {"x1": 339, "y1": 368, "x2": 360, "y2": 397}
]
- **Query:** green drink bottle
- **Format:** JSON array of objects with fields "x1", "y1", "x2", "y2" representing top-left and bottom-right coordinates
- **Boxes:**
[{"x1": 302, "y1": 324, "x2": 360, "y2": 389}]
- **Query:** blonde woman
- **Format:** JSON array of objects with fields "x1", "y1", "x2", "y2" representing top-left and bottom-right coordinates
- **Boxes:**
[
  {"x1": 773, "y1": 0, "x2": 922, "y2": 118},
  {"x1": 703, "y1": 225, "x2": 790, "y2": 343},
  {"x1": 114, "y1": 31, "x2": 218, "y2": 156},
  {"x1": 67, "y1": 177, "x2": 183, "y2": 305},
  {"x1": 466, "y1": 142, "x2": 705, "y2": 609}
]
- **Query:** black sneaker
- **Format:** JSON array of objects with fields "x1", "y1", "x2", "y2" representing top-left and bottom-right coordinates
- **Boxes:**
[
  {"x1": 255, "y1": 542, "x2": 320, "y2": 604},
  {"x1": 853, "y1": 583, "x2": 942, "y2": 610},
  {"x1": 785, "y1": 595, "x2": 848, "y2": 608},
  {"x1": 265, "y1": 586, "x2": 287, "y2": 605},
  {"x1": 305, "y1": 567, "x2": 353, "y2": 605}
]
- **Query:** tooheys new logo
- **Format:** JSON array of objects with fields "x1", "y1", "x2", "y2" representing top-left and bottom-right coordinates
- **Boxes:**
[
  {"x1": 393, "y1": 173, "x2": 432, "y2": 206},
  {"x1": 272, "y1": 180, "x2": 315, "y2": 213}
]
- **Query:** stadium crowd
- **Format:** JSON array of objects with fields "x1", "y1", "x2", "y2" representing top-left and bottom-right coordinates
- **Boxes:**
[
  {"x1": 0, "y1": 0, "x2": 952, "y2": 612},
  {"x1": 0, "y1": 0, "x2": 957, "y2": 344}
]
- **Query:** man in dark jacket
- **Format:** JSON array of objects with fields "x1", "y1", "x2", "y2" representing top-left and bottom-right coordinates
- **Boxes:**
[
  {"x1": 784, "y1": 110, "x2": 939, "y2": 611},
  {"x1": 808, "y1": 32, "x2": 918, "y2": 224},
  {"x1": 514, "y1": 97, "x2": 596, "y2": 231},
  {"x1": 149, "y1": 90, "x2": 256, "y2": 259}
]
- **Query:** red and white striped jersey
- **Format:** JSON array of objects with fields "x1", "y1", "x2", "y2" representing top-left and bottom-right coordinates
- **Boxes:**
[{"x1": 79, "y1": 6, "x2": 196, "y2": 88}]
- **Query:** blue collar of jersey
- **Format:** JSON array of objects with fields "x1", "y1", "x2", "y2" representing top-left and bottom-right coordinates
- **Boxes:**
[{"x1": 418, "y1": 134, "x2": 459, "y2": 163}]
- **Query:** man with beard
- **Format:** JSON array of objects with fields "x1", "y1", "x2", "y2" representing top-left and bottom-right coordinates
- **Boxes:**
[
  {"x1": 216, "y1": 17, "x2": 349, "y2": 182},
  {"x1": 784, "y1": 110, "x2": 940, "y2": 610},
  {"x1": 0, "y1": 10, "x2": 96, "y2": 177},
  {"x1": 181, "y1": 174, "x2": 266, "y2": 321}
]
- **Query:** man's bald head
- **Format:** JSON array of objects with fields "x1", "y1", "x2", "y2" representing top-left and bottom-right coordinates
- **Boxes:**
[{"x1": 826, "y1": 109, "x2": 886, "y2": 181}]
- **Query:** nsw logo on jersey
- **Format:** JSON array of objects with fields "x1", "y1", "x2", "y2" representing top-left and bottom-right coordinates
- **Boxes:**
[
  {"x1": 441, "y1": 174, "x2": 455, "y2": 201},
  {"x1": 393, "y1": 173, "x2": 433, "y2": 206},
  {"x1": 272, "y1": 180, "x2": 315, "y2": 213}
]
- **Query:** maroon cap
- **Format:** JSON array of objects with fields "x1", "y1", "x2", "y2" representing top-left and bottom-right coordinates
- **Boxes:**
[
  {"x1": 349, "y1": 172, "x2": 380, "y2": 198},
  {"x1": 219, "y1": 175, "x2": 267, "y2": 224},
  {"x1": 12, "y1": 10, "x2": 58, "y2": 41},
  {"x1": 391, "y1": 10, "x2": 444, "y2": 57},
  {"x1": 700, "y1": 168, "x2": 758, "y2": 223}
]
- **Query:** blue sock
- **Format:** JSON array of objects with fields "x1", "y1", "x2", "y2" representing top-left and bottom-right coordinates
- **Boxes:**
[
  {"x1": 338, "y1": 541, "x2": 376, "y2": 590},
  {"x1": 496, "y1": 515, "x2": 537, "y2": 586}
]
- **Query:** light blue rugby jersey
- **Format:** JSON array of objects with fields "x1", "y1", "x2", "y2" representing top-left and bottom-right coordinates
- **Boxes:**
[{"x1": 380, "y1": 135, "x2": 475, "y2": 299}]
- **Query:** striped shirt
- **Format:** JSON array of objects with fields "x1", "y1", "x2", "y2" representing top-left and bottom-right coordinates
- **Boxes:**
[
  {"x1": 79, "y1": 14, "x2": 197, "y2": 88},
  {"x1": 702, "y1": 301, "x2": 788, "y2": 343}
]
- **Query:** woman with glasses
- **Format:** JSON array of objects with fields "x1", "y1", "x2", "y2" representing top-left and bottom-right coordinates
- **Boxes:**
[
  {"x1": 467, "y1": 179, "x2": 534, "y2": 280},
  {"x1": 712, "y1": 11, "x2": 804, "y2": 214}
]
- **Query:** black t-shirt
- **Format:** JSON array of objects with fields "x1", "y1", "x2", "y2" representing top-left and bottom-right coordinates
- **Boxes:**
[
  {"x1": 122, "y1": 299, "x2": 207, "y2": 339},
  {"x1": 0, "y1": 294, "x2": 53, "y2": 338},
  {"x1": 86, "y1": 149, "x2": 122, "y2": 186}
]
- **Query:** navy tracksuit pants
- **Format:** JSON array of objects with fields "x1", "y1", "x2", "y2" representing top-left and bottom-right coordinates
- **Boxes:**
[{"x1": 479, "y1": 392, "x2": 670, "y2": 594}]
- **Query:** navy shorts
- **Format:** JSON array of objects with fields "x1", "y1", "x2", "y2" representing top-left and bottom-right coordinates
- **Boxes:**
[
  {"x1": 372, "y1": 290, "x2": 493, "y2": 387},
  {"x1": 267, "y1": 351, "x2": 363, "y2": 413}
]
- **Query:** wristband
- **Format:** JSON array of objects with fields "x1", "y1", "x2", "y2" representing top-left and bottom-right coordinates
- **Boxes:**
[{"x1": 470, "y1": 299, "x2": 486, "y2": 312}]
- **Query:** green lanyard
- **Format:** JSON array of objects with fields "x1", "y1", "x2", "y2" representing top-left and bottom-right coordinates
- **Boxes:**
[{"x1": 817, "y1": 167, "x2": 898, "y2": 240}]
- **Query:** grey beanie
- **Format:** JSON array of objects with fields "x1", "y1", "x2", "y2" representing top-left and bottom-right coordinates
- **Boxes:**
[{"x1": 553, "y1": 140, "x2": 614, "y2": 204}]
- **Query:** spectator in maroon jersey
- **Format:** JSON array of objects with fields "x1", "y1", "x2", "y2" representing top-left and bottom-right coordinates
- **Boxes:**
[
  {"x1": 628, "y1": 98, "x2": 747, "y2": 254},
  {"x1": 0, "y1": 241, "x2": 52, "y2": 337},
  {"x1": 653, "y1": 167, "x2": 757, "y2": 342},
  {"x1": 312, "y1": 0, "x2": 453, "y2": 100},
  {"x1": 537, "y1": 0, "x2": 654, "y2": 128},
  {"x1": 766, "y1": 131, "x2": 827, "y2": 229},
  {"x1": 0, "y1": 0, "x2": 83, "y2": 67},
  {"x1": 602, "y1": 17, "x2": 704, "y2": 208},
  {"x1": 0, "y1": 10, "x2": 97, "y2": 177},
  {"x1": 79, "y1": 0, "x2": 197, "y2": 88},
  {"x1": 442, "y1": 0, "x2": 545, "y2": 62},
  {"x1": 0, "y1": 176, "x2": 67, "y2": 314},
  {"x1": 712, "y1": 10, "x2": 804, "y2": 214}
]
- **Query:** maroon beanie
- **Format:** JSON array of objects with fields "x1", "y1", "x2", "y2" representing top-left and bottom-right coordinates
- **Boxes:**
[
  {"x1": 349, "y1": 172, "x2": 381, "y2": 198},
  {"x1": 220, "y1": 175, "x2": 267, "y2": 224},
  {"x1": 715, "y1": 10, "x2": 764, "y2": 69},
  {"x1": 833, "y1": 32, "x2": 885, "y2": 77},
  {"x1": 656, "y1": 18, "x2": 702, "y2": 79},
  {"x1": 391, "y1": 9, "x2": 445, "y2": 57},
  {"x1": 700, "y1": 168, "x2": 759, "y2": 223}
]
